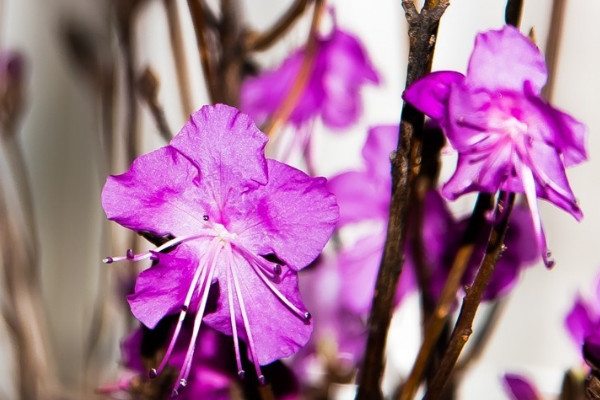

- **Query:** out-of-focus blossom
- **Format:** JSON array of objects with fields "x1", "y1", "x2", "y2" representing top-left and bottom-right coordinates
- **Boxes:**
[
  {"x1": 462, "y1": 204, "x2": 540, "y2": 301},
  {"x1": 328, "y1": 125, "x2": 457, "y2": 314},
  {"x1": 502, "y1": 373, "x2": 542, "y2": 400},
  {"x1": 565, "y1": 275, "x2": 600, "y2": 368},
  {"x1": 403, "y1": 25, "x2": 587, "y2": 267},
  {"x1": 241, "y1": 26, "x2": 379, "y2": 130},
  {"x1": 101, "y1": 104, "x2": 338, "y2": 392}
]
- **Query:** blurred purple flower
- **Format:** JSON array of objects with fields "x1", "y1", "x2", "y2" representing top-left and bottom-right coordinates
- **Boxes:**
[
  {"x1": 502, "y1": 373, "x2": 541, "y2": 400},
  {"x1": 241, "y1": 26, "x2": 379, "y2": 130},
  {"x1": 328, "y1": 125, "x2": 457, "y2": 314},
  {"x1": 565, "y1": 274, "x2": 600, "y2": 368},
  {"x1": 101, "y1": 104, "x2": 338, "y2": 392},
  {"x1": 403, "y1": 25, "x2": 587, "y2": 268}
]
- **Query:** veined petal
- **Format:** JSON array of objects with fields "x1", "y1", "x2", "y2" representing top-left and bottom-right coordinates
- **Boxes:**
[
  {"x1": 127, "y1": 246, "x2": 203, "y2": 329},
  {"x1": 102, "y1": 146, "x2": 211, "y2": 237},
  {"x1": 467, "y1": 26, "x2": 547, "y2": 94},
  {"x1": 403, "y1": 71, "x2": 464, "y2": 122},
  {"x1": 231, "y1": 160, "x2": 338, "y2": 270},
  {"x1": 170, "y1": 104, "x2": 269, "y2": 207},
  {"x1": 328, "y1": 170, "x2": 389, "y2": 226},
  {"x1": 204, "y1": 252, "x2": 312, "y2": 365}
]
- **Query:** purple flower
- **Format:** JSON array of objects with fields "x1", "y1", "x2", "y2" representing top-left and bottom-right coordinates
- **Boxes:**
[
  {"x1": 241, "y1": 26, "x2": 379, "y2": 130},
  {"x1": 502, "y1": 373, "x2": 542, "y2": 400},
  {"x1": 565, "y1": 275, "x2": 600, "y2": 368},
  {"x1": 101, "y1": 104, "x2": 338, "y2": 392},
  {"x1": 403, "y1": 26, "x2": 587, "y2": 267},
  {"x1": 328, "y1": 125, "x2": 457, "y2": 313}
]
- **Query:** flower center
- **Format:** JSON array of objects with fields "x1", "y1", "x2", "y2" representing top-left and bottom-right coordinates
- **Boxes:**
[{"x1": 212, "y1": 222, "x2": 237, "y2": 244}]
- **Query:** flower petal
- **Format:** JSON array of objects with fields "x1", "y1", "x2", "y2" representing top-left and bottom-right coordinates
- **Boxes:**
[
  {"x1": 502, "y1": 373, "x2": 541, "y2": 400},
  {"x1": 565, "y1": 296, "x2": 597, "y2": 345},
  {"x1": 204, "y1": 253, "x2": 312, "y2": 365},
  {"x1": 327, "y1": 170, "x2": 388, "y2": 226},
  {"x1": 403, "y1": 71, "x2": 464, "y2": 122},
  {"x1": 467, "y1": 26, "x2": 547, "y2": 93},
  {"x1": 170, "y1": 104, "x2": 269, "y2": 204},
  {"x1": 232, "y1": 160, "x2": 338, "y2": 270},
  {"x1": 361, "y1": 125, "x2": 398, "y2": 180},
  {"x1": 102, "y1": 145, "x2": 211, "y2": 236},
  {"x1": 127, "y1": 247, "x2": 202, "y2": 329}
]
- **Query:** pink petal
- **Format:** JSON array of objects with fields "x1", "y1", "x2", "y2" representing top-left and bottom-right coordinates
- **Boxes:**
[
  {"x1": 170, "y1": 104, "x2": 269, "y2": 203},
  {"x1": 402, "y1": 71, "x2": 464, "y2": 122},
  {"x1": 502, "y1": 373, "x2": 542, "y2": 400},
  {"x1": 467, "y1": 26, "x2": 547, "y2": 94},
  {"x1": 102, "y1": 145, "x2": 211, "y2": 237},
  {"x1": 231, "y1": 159, "x2": 338, "y2": 270},
  {"x1": 565, "y1": 296, "x2": 597, "y2": 345}
]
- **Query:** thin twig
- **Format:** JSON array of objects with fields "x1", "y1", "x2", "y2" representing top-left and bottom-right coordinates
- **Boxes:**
[
  {"x1": 245, "y1": 0, "x2": 313, "y2": 52},
  {"x1": 137, "y1": 67, "x2": 173, "y2": 141},
  {"x1": 541, "y1": 0, "x2": 566, "y2": 100},
  {"x1": 163, "y1": 0, "x2": 194, "y2": 116},
  {"x1": 398, "y1": 194, "x2": 493, "y2": 400},
  {"x1": 187, "y1": 0, "x2": 218, "y2": 103},
  {"x1": 263, "y1": 0, "x2": 325, "y2": 138},
  {"x1": 423, "y1": 193, "x2": 516, "y2": 400},
  {"x1": 355, "y1": 2, "x2": 449, "y2": 399}
]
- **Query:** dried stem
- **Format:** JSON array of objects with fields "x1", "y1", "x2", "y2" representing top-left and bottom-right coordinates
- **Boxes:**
[
  {"x1": 137, "y1": 67, "x2": 173, "y2": 141},
  {"x1": 187, "y1": 0, "x2": 218, "y2": 103},
  {"x1": 354, "y1": 2, "x2": 449, "y2": 399},
  {"x1": 398, "y1": 194, "x2": 493, "y2": 400},
  {"x1": 263, "y1": 0, "x2": 325, "y2": 138},
  {"x1": 164, "y1": 0, "x2": 194, "y2": 116},
  {"x1": 245, "y1": 0, "x2": 313, "y2": 52},
  {"x1": 505, "y1": 0, "x2": 523, "y2": 28},
  {"x1": 541, "y1": 0, "x2": 566, "y2": 100},
  {"x1": 423, "y1": 193, "x2": 516, "y2": 400}
]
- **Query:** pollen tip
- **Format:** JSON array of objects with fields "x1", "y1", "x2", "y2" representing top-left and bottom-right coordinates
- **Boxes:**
[
  {"x1": 273, "y1": 264, "x2": 282, "y2": 275},
  {"x1": 102, "y1": 257, "x2": 113, "y2": 264},
  {"x1": 543, "y1": 251, "x2": 555, "y2": 269},
  {"x1": 258, "y1": 375, "x2": 266, "y2": 386},
  {"x1": 179, "y1": 379, "x2": 187, "y2": 388},
  {"x1": 126, "y1": 249, "x2": 134, "y2": 259},
  {"x1": 203, "y1": 214, "x2": 209, "y2": 221},
  {"x1": 238, "y1": 370, "x2": 246, "y2": 379},
  {"x1": 181, "y1": 305, "x2": 188, "y2": 312},
  {"x1": 148, "y1": 368, "x2": 157, "y2": 379},
  {"x1": 304, "y1": 311, "x2": 312, "y2": 322}
]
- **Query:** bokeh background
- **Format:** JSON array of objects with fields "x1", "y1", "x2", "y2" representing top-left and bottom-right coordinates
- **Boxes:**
[{"x1": 1, "y1": 0, "x2": 599, "y2": 398}]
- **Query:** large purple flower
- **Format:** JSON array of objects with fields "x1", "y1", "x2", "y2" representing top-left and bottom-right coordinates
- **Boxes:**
[
  {"x1": 101, "y1": 104, "x2": 338, "y2": 392},
  {"x1": 241, "y1": 26, "x2": 379, "y2": 130},
  {"x1": 403, "y1": 25, "x2": 587, "y2": 267}
]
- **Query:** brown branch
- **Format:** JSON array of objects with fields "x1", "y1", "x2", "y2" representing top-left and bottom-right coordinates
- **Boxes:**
[
  {"x1": 163, "y1": 0, "x2": 194, "y2": 116},
  {"x1": 541, "y1": 0, "x2": 566, "y2": 100},
  {"x1": 423, "y1": 193, "x2": 516, "y2": 400},
  {"x1": 245, "y1": 0, "x2": 313, "y2": 52},
  {"x1": 263, "y1": 0, "x2": 325, "y2": 138},
  {"x1": 187, "y1": 0, "x2": 218, "y2": 103},
  {"x1": 398, "y1": 194, "x2": 493, "y2": 400},
  {"x1": 137, "y1": 67, "x2": 173, "y2": 141},
  {"x1": 355, "y1": 2, "x2": 449, "y2": 399},
  {"x1": 505, "y1": 0, "x2": 523, "y2": 28}
]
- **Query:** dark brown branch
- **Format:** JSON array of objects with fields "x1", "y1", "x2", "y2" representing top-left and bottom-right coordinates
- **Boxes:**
[
  {"x1": 245, "y1": 0, "x2": 313, "y2": 52},
  {"x1": 164, "y1": 0, "x2": 194, "y2": 116},
  {"x1": 355, "y1": 2, "x2": 449, "y2": 399},
  {"x1": 398, "y1": 194, "x2": 493, "y2": 400},
  {"x1": 505, "y1": 0, "x2": 523, "y2": 27},
  {"x1": 187, "y1": 0, "x2": 218, "y2": 103},
  {"x1": 137, "y1": 67, "x2": 173, "y2": 141},
  {"x1": 264, "y1": 0, "x2": 325, "y2": 138},
  {"x1": 423, "y1": 193, "x2": 516, "y2": 400}
]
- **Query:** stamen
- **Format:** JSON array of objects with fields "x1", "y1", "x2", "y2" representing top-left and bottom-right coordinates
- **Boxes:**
[
  {"x1": 273, "y1": 264, "x2": 282, "y2": 275},
  {"x1": 126, "y1": 249, "x2": 134, "y2": 259},
  {"x1": 152, "y1": 239, "x2": 218, "y2": 377},
  {"x1": 234, "y1": 246, "x2": 282, "y2": 280},
  {"x1": 225, "y1": 246, "x2": 244, "y2": 378},
  {"x1": 102, "y1": 257, "x2": 113, "y2": 264},
  {"x1": 173, "y1": 244, "x2": 221, "y2": 394},
  {"x1": 258, "y1": 375, "x2": 266, "y2": 385},
  {"x1": 229, "y1": 252, "x2": 264, "y2": 382},
  {"x1": 149, "y1": 368, "x2": 157, "y2": 379}
]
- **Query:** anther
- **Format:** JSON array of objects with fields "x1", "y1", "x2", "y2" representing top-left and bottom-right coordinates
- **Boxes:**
[
  {"x1": 238, "y1": 370, "x2": 246, "y2": 379},
  {"x1": 102, "y1": 257, "x2": 113, "y2": 264},
  {"x1": 179, "y1": 379, "x2": 187, "y2": 388},
  {"x1": 149, "y1": 368, "x2": 157, "y2": 379},
  {"x1": 171, "y1": 389, "x2": 179, "y2": 398},
  {"x1": 149, "y1": 251, "x2": 160, "y2": 261},
  {"x1": 126, "y1": 249, "x2": 134, "y2": 259},
  {"x1": 273, "y1": 264, "x2": 282, "y2": 275},
  {"x1": 203, "y1": 215, "x2": 209, "y2": 221},
  {"x1": 258, "y1": 375, "x2": 266, "y2": 386},
  {"x1": 181, "y1": 305, "x2": 188, "y2": 312},
  {"x1": 304, "y1": 312, "x2": 312, "y2": 322}
]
